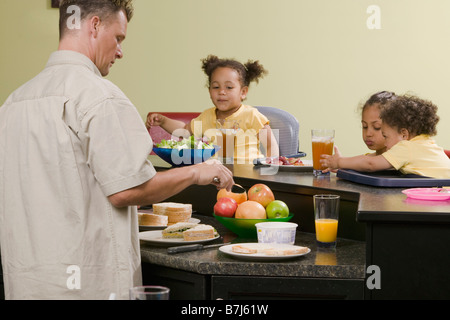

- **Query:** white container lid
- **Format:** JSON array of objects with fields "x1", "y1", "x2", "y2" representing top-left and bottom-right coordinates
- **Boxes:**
[{"x1": 255, "y1": 222, "x2": 298, "y2": 229}]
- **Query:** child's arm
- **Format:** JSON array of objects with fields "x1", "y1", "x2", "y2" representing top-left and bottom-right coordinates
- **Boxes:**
[
  {"x1": 320, "y1": 146, "x2": 393, "y2": 172},
  {"x1": 258, "y1": 124, "x2": 279, "y2": 158},
  {"x1": 146, "y1": 113, "x2": 192, "y2": 135}
]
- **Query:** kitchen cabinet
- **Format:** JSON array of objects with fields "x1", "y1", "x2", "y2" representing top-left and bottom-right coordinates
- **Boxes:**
[
  {"x1": 142, "y1": 263, "x2": 210, "y2": 300},
  {"x1": 142, "y1": 262, "x2": 364, "y2": 300},
  {"x1": 360, "y1": 213, "x2": 450, "y2": 299},
  {"x1": 211, "y1": 276, "x2": 363, "y2": 300}
]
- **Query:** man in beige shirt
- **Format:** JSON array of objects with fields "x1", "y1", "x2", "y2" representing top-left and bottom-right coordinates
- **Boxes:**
[{"x1": 0, "y1": 0, "x2": 233, "y2": 299}]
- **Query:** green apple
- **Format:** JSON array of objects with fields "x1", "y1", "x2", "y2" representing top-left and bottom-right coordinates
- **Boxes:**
[{"x1": 266, "y1": 200, "x2": 290, "y2": 219}]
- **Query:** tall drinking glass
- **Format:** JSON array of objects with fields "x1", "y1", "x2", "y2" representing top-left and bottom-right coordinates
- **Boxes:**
[
  {"x1": 216, "y1": 119, "x2": 239, "y2": 164},
  {"x1": 313, "y1": 194, "x2": 340, "y2": 248},
  {"x1": 129, "y1": 286, "x2": 170, "y2": 300},
  {"x1": 311, "y1": 129, "x2": 335, "y2": 176}
]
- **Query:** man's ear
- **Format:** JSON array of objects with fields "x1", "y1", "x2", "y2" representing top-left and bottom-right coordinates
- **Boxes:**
[{"x1": 90, "y1": 16, "x2": 102, "y2": 38}]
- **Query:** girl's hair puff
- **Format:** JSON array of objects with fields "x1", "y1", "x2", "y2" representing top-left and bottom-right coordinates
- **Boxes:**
[
  {"x1": 359, "y1": 91, "x2": 396, "y2": 113},
  {"x1": 380, "y1": 94, "x2": 439, "y2": 136},
  {"x1": 201, "y1": 55, "x2": 268, "y2": 88}
]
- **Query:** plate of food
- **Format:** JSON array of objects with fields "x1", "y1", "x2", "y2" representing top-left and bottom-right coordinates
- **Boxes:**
[
  {"x1": 139, "y1": 222, "x2": 220, "y2": 245},
  {"x1": 219, "y1": 243, "x2": 310, "y2": 261},
  {"x1": 254, "y1": 156, "x2": 313, "y2": 172},
  {"x1": 402, "y1": 188, "x2": 450, "y2": 201},
  {"x1": 153, "y1": 136, "x2": 218, "y2": 167}
]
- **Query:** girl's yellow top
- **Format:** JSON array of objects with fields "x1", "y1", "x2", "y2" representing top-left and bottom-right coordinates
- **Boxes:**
[{"x1": 191, "y1": 104, "x2": 270, "y2": 163}]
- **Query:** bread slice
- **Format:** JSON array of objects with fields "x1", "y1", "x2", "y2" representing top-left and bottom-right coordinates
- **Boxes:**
[
  {"x1": 183, "y1": 224, "x2": 215, "y2": 241},
  {"x1": 231, "y1": 244, "x2": 309, "y2": 256},
  {"x1": 138, "y1": 212, "x2": 168, "y2": 226},
  {"x1": 231, "y1": 245, "x2": 258, "y2": 254},
  {"x1": 231, "y1": 244, "x2": 273, "y2": 254},
  {"x1": 264, "y1": 246, "x2": 309, "y2": 256},
  {"x1": 162, "y1": 222, "x2": 198, "y2": 238},
  {"x1": 153, "y1": 202, "x2": 192, "y2": 225}
]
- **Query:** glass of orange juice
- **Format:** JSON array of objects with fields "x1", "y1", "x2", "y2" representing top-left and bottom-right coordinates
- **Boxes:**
[
  {"x1": 313, "y1": 194, "x2": 340, "y2": 248},
  {"x1": 216, "y1": 120, "x2": 239, "y2": 164},
  {"x1": 311, "y1": 129, "x2": 335, "y2": 176}
]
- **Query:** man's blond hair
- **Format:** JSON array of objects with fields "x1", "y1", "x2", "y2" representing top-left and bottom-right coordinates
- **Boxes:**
[{"x1": 59, "y1": 0, "x2": 134, "y2": 39}]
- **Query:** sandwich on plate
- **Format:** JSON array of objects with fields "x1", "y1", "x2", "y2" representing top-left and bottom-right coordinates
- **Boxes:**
[
  {"x1": 162, "y1": 222, "x2": 218, "y2": 241},
  {"x1": 153, "y1": 202, "x2": 192, "y2": 225}
]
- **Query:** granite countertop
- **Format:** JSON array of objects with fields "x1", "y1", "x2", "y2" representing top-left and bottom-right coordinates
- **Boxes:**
[
  {"x1": 140, "y1": 215, "x2": 366, "y2": 280},
  {"x1": 150, "y1": 157, "x2": 450, "y2": 221}
]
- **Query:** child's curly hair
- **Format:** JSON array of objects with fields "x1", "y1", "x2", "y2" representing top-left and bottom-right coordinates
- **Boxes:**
[
  {"x1": 201, "y1": 55, "x2": 268, "y2": 88},
  {"x1": 380, "y1": 94, "x2": 439, "y2": 136}
]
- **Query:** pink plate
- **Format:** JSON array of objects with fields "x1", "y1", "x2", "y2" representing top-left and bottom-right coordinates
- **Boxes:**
[{"x1": 402, "y1": 188, "x2": 450, "y2": 201}]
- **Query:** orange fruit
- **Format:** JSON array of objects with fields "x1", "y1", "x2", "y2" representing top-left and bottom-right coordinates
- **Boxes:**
[
  {"x1": 217, "y1": 187, "x2": 247, "y2": 205},
  {"x1": 235, "y1": 201, "x2": 266, "y2": 219}
]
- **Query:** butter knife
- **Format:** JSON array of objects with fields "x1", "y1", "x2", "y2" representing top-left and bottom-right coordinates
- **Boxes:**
[{"x1": 167, "y1": 242, "x2": 230, "y2": 254}]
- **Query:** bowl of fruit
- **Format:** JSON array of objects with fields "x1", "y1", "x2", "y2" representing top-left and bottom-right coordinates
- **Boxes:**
[
  {"x1": 153, "y1": 136, "x2": 219, "y2": 167},
  {"x1": 213, "y1": 183, "x2": 294, "y2": 238}
]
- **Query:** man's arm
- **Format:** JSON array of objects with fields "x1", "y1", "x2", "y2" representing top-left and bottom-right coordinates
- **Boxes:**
[{"x1": 108, "y1": 160, "x2": 233, "y2": 208}]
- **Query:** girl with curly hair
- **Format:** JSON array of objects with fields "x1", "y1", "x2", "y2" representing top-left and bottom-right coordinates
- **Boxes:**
[
  {"x1": 321, "y1": 94, "x2": 450, "y2": 178},
  {"x1": 360, "y1": 91, "x2": 396, "y2": 156},
  {"x1": 147, "y1": 55, "x2": 279, "y2": 163}
]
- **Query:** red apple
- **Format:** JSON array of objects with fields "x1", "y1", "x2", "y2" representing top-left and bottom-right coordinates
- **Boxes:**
[
  {"x1": 248, "y1": 184, "x2": 275, "y2": 207},
  {"x1": 214, "y1": 197, "x2": 238, "y2": 218}
]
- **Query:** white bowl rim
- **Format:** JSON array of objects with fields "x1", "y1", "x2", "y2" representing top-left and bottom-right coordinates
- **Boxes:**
[{"x1": 255, "y1": 222, "x2": 298, "y2": 229}]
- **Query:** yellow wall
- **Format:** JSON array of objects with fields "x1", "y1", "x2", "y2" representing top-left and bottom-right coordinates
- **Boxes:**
[{"x1": 2, "y1": 0, "x2": 450, "y2": 159}]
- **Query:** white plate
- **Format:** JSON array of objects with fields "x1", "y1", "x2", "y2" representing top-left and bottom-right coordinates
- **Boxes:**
[
  {"x1": 219, "y1": 243, "x2": 311, "y2": 261},
  {"x1": 139, "y1": 230, "x2": 219, "y2": 245},
  {"x1": 139, "y1": 218, "x2": 200, "y2": 231}
]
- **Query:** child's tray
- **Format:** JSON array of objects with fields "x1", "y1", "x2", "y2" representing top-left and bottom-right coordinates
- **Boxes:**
[{"x1": 336, "y1": 169, "x2": 450, "y2": 188}]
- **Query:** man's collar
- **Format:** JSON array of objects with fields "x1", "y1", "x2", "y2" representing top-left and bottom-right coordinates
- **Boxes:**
[{"x1": 46, "y1": 50, "x2": 103, "y2": 77}]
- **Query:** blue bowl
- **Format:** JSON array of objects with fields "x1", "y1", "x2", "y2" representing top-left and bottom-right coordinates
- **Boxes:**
[{"x1": 153, "y1": 146, "x2": 219, "y2": 167}]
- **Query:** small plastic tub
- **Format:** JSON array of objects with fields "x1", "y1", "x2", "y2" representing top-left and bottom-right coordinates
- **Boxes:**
[{"x1": 255, "y1": 222, "x2": 298, "y2": 245}]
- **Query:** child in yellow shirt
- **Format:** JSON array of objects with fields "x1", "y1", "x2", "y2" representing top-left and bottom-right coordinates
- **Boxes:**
[
  {"x1": 147, "y1": 55, "x2": 278, "y2": 163},
  {"x1": 322, "y1": 94, "x2": 450, "y2": 179}
]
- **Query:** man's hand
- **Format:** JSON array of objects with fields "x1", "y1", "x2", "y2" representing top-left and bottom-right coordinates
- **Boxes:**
[{"x1": 193, "y1": 159, "x2": 234, "y2": 191}]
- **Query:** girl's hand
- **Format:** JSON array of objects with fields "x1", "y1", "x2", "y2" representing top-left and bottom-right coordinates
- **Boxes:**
[
  {"x1": 320, "y1": 146, "x2": 342, "y2": 173},
  {"x1": 146, "y1": 113, "x2": 166, "y2": 129}
]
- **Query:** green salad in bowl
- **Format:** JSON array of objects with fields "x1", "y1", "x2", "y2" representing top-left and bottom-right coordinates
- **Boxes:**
[
  {"x1": 153, "y1": 136, "x2": 218, "y2": 166},
  {"x1": 156, "y1": 136, "x2": 215, "y2": 150}
]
